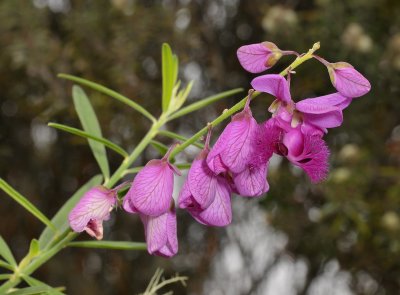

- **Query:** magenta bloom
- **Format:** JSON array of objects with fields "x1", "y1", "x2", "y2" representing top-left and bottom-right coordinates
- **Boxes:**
[
  {"x1": 237, "y1": 42, "x2": 284, "y2": 73},
  {"x1": 179, "y1": 127, "x2": 233, "y2": 226},
  {"x1": 180, "y1": 134, "x2": 218, "y2": 209},
  {"x1": 68, "y1": 186, "x2": 116, "y2": 240},
  {"x1": 123, "y1": 148, "x2": 181, "y2": 216},
  {"x1": 278, "y1": 127, "x2": 330, "y2": 182},
  {"x1": 207, "y1": 93, "x2": 258, "y2": 174},
  {"x1": 251, "y1": 74, "x2": 348, "y2": 134},
  {"x1": 179, "y1": 177, "x2": 232, "y2": 227},
  {"x1": 328, "y1": 62, "x2": 371, "y2": 98},
  {"x1": 232, "y1": 123, "x2": 278, "y2": 196},
  {"x1": 140, "y1": 206, "x2": 178, "y2": 257}
]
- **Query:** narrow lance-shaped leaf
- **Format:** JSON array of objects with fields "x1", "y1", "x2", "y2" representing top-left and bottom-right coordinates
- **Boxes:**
[
  {"x1": 72, "y1": 85, "x2": 110, "y2": 180},
  {"x1": 0, "y1": 260, "x2": 14, "y2": 271},
  {"x1": 0, "y1": 179, "x2": 55, "y2": 231},
  {"x1": 7, "y1": 286, "x2": 60, "y2": 295},
  {"x1": 58, "y1": 74, "x2": 155, "y2": 122},
  {"x1": 123, "y1": 162, "x2": 192, "y2": 176},
  {"x1": 162, "y1": 43, "x2": 178, "y2": 112},
  {"x1": 68, "y1": 241, "x2": 147, "y2": 251},
  {"x1": 38, "y1": 175, "x2": 103, "y2": 249},
  {"x1": 0, "y1": 236, "x2": 16, "y2": 266},
  {"x1": 150, "y1": 140, "x2": 169, "y2": 156},
  {"x1": 22, "y1": 275, "x2": 65, "y2": 295},
  {"x1": 48, "y1": 123, "x2": 128, "y2": 158},
  {"x1": 167, "y1": 88, "x2": 244, "y2": 121}
]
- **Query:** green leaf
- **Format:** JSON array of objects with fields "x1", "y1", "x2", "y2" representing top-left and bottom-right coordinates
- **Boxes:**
[
  {"x1": 38, "y1": 175, "x2": 103, "y2": 249},
  {"x1": 167, "y1": 88, "x2": 244, "y2": 121},
  {"x1": 72, "y1": 85, "x2": 110, "y2": 180},
  {"x1": 157, "y1": 130, "x2": 204, "y2": 149},
  {"x1": 123, "y1": 162, "x2": 191, "y2": 176},
  {"x1": 28, "y1": 239, "x2": 40, "y2": 258},
  {"x1": 0, "y1": 179, "x2": 56, "y2": 232},
  {"x1": 162, "y1": 43, "x2": 178, "y2": 112},
  {"x1": 68, "y1": 241, "x2": 147, "y2": 251},
  {"x1": 22, "y1": 275, "x2": 65, "y2": 295},
  {"x1": 0, "y1": 274, "x2": 11, "y2": 280},
  {"x1": 0, "y1": 236, "x2": 16, "y2": 267},
  {"x1": 58, "y1": 74, "x2": 155, "y2": 122},
  {"x1": 48, "y1": 123, "x2": 128, "y2": 158},
  {"x1": 168, "y1": 80, "x2": 194, "y2": 114},
  {"x1": 150, "y1": 140, "x2": 169, "y2": 156},
  {"x1": 0, "y1": 259, "x2": 14, "y2": 271},
  {"x1": 8, "y1": 286, "x2": 60, "y2": 295}
]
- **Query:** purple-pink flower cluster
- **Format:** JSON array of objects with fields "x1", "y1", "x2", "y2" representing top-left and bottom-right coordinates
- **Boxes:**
[{"x1": 68, "y1": 41, "x2": 370, "y2": 258}]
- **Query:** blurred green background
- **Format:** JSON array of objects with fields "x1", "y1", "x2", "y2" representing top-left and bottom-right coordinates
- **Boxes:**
[{"x1": 1, "y1": 0, "x2": 400, "y2": 294}]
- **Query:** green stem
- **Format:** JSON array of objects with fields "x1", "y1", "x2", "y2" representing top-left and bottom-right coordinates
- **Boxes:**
[{"x1": 104, "y1": 115, "x2": 167, "y2": 188}]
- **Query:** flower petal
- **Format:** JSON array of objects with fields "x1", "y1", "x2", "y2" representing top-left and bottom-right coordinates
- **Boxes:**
[
  {"x1": 188, "y1": 158, "x2": 217, "y2": 209},
  {"x1": 233, "y1": 164, "x2": 269, "y2": 197},
  {"x1": 302, "y1": 111, "x2": 343, "y2": 129},
  {"x1": 296, "y1": 92, "x2": 351, "y2": 111},
  {"x1": 207, "y1": 111, "x2": 258, "y2": 174},
  {"x1": 237, "y1": 43, "x2": 273, "y2": 73},
  {"x1": 127, "y1": 159, "x2": 174, "y2": 216},
  {"x1": 68, "y1": 186, "x2": 116, "y2": 235},
  {"x1": 194, "y1": 177, "x2": 232, "y2": 227},
  {"x1": 140, "y1": 209, "x2": 178, "y2": 257},
  {"x1": 251, "y1": 74, "x2": 292, "y2": 103},
  {"x1": 330, "y1": 63, "x2": 371, "y2": 98},
  {"x1": 285, "y1": 131, "x2": 330, "y2": 183}
]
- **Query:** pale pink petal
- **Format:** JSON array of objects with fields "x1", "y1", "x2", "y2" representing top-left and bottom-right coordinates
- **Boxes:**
[
  {"x1": 127, "y1": 159, "x2": 174, "y2": 216},
  {"x1": 237, "y1": 43, "x2": 273, "y2": 73},
  {"x1": 68, "y1": 186, "x2": 116, "y2": 238},
  {"x1": 194, "y1": 177, "x2": 232, "y2": 227},
  {"x1": 251, "y1": 74, "x2": 292, "y2": 103},
  {"x1": 84, "y1": 220, "x2": 104, "y2": 240},
  {"x1": 233, "y1": 164, "x2": 269, "y2": 197},
  {"x1": 188, "y1": 158, "x2": 217, "y2": 209},
  {"x1": 140, "y1": 209, "x2": 178, "y2": 257},
  {"x1": 331, "y1": 64, "x2": 371, "y2": 98},
  {"x1": 122, "y1": 197, "x2": 138, "y2": 214}
]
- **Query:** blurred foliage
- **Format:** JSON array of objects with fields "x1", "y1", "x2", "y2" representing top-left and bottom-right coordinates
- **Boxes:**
[{"x1": 0, "y1": 0, "x2": 400, "y2": 294}]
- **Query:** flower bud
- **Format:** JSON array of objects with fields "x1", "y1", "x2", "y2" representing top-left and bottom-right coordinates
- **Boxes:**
[
  {"x1": 237, "y1": 42, "x2": 283, "y2": 73},
  {"x1": 328, "y1": 62, "x2": 371, "y2": 98}
]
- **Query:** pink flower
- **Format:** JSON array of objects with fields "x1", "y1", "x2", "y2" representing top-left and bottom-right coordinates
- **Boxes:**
[
  {"x1": 328, "y1": 62, "x2": 371, "y2": 98},
  {"x1": 123, "y1": 147, "x2": 181, "y2": 216},
  {"x1": 179, "y1": 127, "x2": 233, "y2": 226},
  {"x1": 179, "y1": 177, "x2": 232, "y2": 227},
  {"x1": 207, "y1": 91, "x2": 258, "y2": 174},
  {"x1": 277, "y1": 126, "x2": 330, "y2": 183},
  {"x1": 232, "y1": 123, "x2": 278, "y2": 196},
  {"x1": 140, "y1": 206, "x2": 178, "y2": 257},
  {"x1": 68, "y1": 186, "x2": 117, "y2": 240},
  {"x1": 237, "y1": 42, "x2": 298, "y2": 73},
  {"x1": 251, "y1": 74, "x2": 348, "y2": 134}
]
